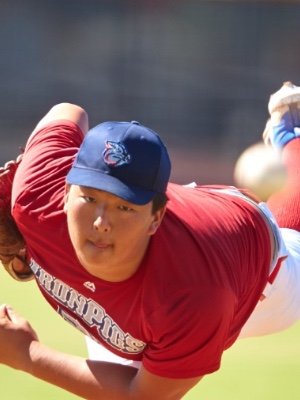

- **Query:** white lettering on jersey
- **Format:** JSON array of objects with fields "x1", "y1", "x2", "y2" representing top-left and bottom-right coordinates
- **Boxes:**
[{"x1": 30, "y1": 259, "x2": 146, "y2": 355}]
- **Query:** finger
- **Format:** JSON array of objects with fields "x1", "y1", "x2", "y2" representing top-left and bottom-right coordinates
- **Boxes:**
[
  {"x1": 0, "y1": 304, "x2": 8, "y2": 317},
  {"x1": 5, "y1": 305, "x2": 19, "y2": 323},
  {"x1": 5, "y1": 306, "x2": 39, "y2": 341}
]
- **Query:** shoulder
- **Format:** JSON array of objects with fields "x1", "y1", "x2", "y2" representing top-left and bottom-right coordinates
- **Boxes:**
[
  {"x1": 12, "y1": 120, "x2": 81, "y2": 215},
  {"x1": 26, "y1": 119, "x2": 84, "y2": 151},
  {"x1": 28, "y1": 103, "x2": 88, "y2": 145}
]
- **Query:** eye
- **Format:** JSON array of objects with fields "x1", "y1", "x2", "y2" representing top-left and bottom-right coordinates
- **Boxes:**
[
  {"x1": 118, "y1": 205, "x2": 134, "y2": 212},
  {"x1": 82, "y1": 196, "x2": 96, "y2": 204}
]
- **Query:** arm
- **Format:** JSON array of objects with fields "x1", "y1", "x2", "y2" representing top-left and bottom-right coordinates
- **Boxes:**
[
  {"x1": 0, "y1": 305, "x2": 202, "y2": 400},
  {"x1": 0, "y1": 103, "x2": 89, "y2": 279},
  {"x1": 28, "y1": 102, "x2": 89, "y2": 145}
]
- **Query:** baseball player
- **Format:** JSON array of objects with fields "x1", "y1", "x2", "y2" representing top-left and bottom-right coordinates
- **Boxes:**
[{"x1": 0, "y1": 82, "x2": 299, "y2": 399}]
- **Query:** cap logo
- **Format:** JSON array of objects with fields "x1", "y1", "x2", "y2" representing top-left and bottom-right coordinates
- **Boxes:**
[{"x1": 103, "y1": 140, "x2": 131, "y2": 167}]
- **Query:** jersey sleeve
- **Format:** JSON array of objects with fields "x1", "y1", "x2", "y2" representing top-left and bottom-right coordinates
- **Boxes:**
[
  {"x1": 12, "y1": 120, "x2": 84, "y2": 214},
  {"x1": 142, "y1": 285, "x2": 237, "y2": 379}
]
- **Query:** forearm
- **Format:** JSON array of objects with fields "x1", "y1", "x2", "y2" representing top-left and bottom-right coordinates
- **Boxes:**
[
  {"x1": 27, "y1": 340, "x2": 138, "y2": 400},
  {"x1": 0, "y1": 305, "x2": 201, "y2": 399}
]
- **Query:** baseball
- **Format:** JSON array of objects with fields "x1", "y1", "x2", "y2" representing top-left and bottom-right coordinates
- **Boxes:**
[{"x1": 233, "y1": 142, "x2": 287, "y2": 201}]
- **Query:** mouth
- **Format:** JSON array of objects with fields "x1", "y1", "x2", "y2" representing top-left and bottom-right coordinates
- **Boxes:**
[{"x1": 92, "y1": 241, "x2": 112, "y2": 250}]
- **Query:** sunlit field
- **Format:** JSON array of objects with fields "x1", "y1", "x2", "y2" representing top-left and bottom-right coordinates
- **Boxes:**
[{"x1": 0, "y1": 268, "x2": 299, "y2": 400}]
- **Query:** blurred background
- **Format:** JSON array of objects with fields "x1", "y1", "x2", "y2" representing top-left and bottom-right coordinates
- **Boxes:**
[{"x1": 2, "y1": 0, "x2": 300, "y2": 185}]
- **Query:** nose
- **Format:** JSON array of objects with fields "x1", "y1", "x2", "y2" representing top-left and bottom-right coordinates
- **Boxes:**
[{"x1": 93, "y1": 213, "x2": 111, "y2": 233}]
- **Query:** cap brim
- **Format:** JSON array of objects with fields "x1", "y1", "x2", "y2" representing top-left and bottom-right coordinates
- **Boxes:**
[{"x1": 66, "y1": 167, "x2": 157, "y2": 205}]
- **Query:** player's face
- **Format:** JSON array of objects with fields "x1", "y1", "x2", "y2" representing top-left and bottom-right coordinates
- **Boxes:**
[{"x1": 64, "y1": 185, "x2": 165, "y2": 281}]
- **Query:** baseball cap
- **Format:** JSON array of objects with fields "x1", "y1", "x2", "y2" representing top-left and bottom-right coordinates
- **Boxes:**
[{"x1": 66, "y1": 121, "x2": 171, "y2": 205}]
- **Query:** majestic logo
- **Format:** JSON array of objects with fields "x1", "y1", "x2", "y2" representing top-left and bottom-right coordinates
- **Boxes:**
[
  {"x1": 84, "y1": 281, "x2": 96, "y2": 292},
  {"x1": 103, "y1": 140, "x2": 131, "y2": 167}
]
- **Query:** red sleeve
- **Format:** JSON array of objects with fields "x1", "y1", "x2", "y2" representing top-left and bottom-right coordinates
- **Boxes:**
[
  {"x1": 142, "y1": 286, "x2": 237, "y2": 379},
  {"x1": 12, "y1": 120, "x2": 84, "y2": 216}
]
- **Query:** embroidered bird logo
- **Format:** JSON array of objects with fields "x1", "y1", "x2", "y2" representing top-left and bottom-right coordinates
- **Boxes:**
[{"x1": 103, "y1": 140, "x2": 131, "y2": 167}]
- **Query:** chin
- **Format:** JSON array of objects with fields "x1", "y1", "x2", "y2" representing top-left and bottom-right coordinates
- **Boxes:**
[{"x1": 78, "y1": 255, "x2": 108, "y2": 277}]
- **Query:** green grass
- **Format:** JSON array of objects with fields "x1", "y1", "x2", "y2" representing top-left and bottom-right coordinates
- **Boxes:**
[
  {"x1": 186, "y1": 323, "x2": 300, "y2": 400},
  {"x1": 0, "y1": 267, "x2": 299, "y2": 399}
]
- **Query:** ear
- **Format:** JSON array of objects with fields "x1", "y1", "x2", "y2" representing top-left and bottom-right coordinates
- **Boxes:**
[
  {"x1": 147, "y1": 205, "x2": 167, "y2": 236},
  {"x1": 63, "y1": 184, "x2": 71, "y2": 214}
]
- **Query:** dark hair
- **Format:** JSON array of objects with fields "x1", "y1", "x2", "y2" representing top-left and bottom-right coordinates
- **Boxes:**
[{"x1": 151, "y1": 192, "x2": 168, "y2": 214}]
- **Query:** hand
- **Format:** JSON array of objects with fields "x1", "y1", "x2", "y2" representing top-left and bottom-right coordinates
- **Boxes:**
[{"x1": 0, "y1": 304, "x2": 38, "y2": 370}]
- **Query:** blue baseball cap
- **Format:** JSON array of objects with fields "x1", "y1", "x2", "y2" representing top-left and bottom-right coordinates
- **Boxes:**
[{"x1": 66, "y1": 121, "x2": 171, "y2": 205}]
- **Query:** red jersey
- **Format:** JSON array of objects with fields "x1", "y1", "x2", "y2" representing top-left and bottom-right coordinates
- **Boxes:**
[{"x1": 12, "y1": 121, "x2": 271, "y2": 379}]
